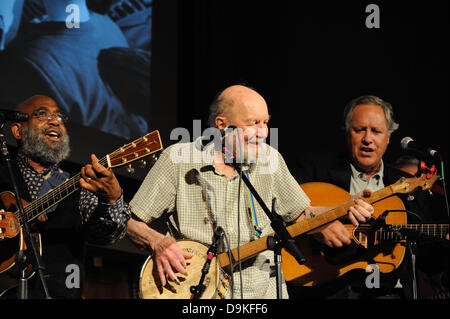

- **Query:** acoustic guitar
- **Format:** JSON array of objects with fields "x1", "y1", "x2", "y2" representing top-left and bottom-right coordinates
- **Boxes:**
[
  {"x1": 0, "y1": 130, "x2": 163, "y2": 296},
  {"x1": 281, "y1": 175, "x2": 444, "y2": 286},
  {"x1": 139, "y1": 173, "x2": 438, "y2": 299}
]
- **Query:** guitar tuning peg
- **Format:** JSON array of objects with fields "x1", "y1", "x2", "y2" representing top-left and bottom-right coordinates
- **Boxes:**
[
  {"x1": 126, "y1": 164, "x2": 135, "y2": 174},
  {"x1": 150, "y1": 154, "x2": 158, "y2": 165},
  {"x1": 138, "y1": 159, "x2": 147, "y2": 169}
]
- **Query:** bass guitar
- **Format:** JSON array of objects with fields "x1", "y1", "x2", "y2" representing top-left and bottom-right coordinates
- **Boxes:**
[{"x1": 0, "y1": 130, "x2": 163, "y2": 295}]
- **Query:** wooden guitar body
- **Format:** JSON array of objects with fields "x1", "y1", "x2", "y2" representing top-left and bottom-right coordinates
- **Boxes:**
[
  {"x1": 0, "y1": 192, "x2": 42, "y2": 297},
  {"x1": 0, "y1": 192, "x2": 42, "y2": 272},
  {"x1": 281, "y1": 182, "x2": 407, "y2": 286}
]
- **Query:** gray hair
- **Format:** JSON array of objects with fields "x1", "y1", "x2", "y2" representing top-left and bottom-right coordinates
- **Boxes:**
[{"x1": 343, "y1": 95, "x2": 399, "y2": 135}]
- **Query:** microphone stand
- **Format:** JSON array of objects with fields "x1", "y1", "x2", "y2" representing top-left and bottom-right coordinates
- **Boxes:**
[
  {"x1": 0, "y1": 124, "x2": 51, "y2": 299},
  {"x1": 190, "y1": 228, "x2": 224, "y2": 299},
  {"x1": 226, "y1": 156, "x2": 306, "y2": 299},
  {"x1": 403, "y1": 239, "x2": 418, "y2": 299},
  {"x1": 373, "y1": 210, "x2": 417, "y2": 299},
  {"x1": 377, "y1": 210, "x2": 440, "y2": 300}
]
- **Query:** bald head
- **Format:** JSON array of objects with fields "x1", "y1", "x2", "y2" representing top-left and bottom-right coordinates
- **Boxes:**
[
  {"x1": 208, "y1": 85, "x2": 269, "y2": 128},
  {"x1": 220, "y1": 85, "x2": 266, "y2": 116},
  {"x1": 16, "y1": 95, "x2": 59, "y2": 115},
  {"x1": 220, "y1": 85, "x2": 264, "y2": 103}
]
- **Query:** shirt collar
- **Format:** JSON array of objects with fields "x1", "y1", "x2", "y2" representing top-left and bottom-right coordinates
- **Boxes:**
[
  {"x1": 17, "y1": 153, "x2": 60, "y2": 175},
  {"x1": 350, "y1": 160, "x2": 384, "y2": 181}
]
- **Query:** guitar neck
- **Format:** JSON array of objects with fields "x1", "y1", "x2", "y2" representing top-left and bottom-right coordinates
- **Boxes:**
[
  {"x1": 216, "y1": 206, "x2": 352, "y2": 268},
  {"x1": 378, "y1": 224, "x2": 449, "y2": 240},
  {"x1": 15, "y1": 156, "x2": 109, "y2": 223},
  {"x1": 12, "y1": 130, "x2": 163, "y2": 225}
]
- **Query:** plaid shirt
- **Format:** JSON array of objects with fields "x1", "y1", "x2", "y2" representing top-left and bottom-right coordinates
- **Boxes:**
[
  {"x1": 17, "y1": 154, "x2": 130, "y2": 244},
  {"x1": 130, "y1": 140, "x2": 310, "y2": 298}
]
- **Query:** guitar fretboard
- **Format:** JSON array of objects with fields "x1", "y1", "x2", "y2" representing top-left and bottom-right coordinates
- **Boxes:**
[
  {"x1": 12, "y1": 130, "x2": 163, "y2": 225},
  {"x1": 217, "y1": 183, "x2": 401, "y2": 268},
  {"x1": 14, "y1": 157, "x2": 109, "y2": 224},
  {"x1": 377, "y1": 224, "x2": 449, "y2": 241}
]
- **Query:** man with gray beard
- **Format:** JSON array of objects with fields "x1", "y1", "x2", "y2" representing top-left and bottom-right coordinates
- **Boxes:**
[
  {"x1": 0, "y1": 95, "x2": 131, "y2": 298},
  {"x1": 18, "y1": 114, "x2": 70, "y2": 167}
]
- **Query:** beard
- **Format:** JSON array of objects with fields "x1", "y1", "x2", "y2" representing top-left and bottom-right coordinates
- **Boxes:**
[{"x1": 19, "y1": 125, "x2": 71, "y2": 166}]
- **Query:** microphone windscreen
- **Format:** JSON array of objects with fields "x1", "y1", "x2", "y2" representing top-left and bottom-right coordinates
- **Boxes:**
[{"x1": 400, "y1": 136, "x2": 413, "y2": 150}]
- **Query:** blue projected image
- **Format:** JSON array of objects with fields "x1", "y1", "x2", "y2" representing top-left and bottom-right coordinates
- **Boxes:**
[{"x1": 0, "y1": 0, "x2": 152, "y2": 141}]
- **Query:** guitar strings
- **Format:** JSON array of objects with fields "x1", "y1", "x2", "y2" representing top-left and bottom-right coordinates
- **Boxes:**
[
  {"x1": 354, "y1": 224, "x2": 449, "y2": 239},
  {"x1": 17, "y1": 141, "x2": 136, "y2": 221},
  {"x1": 352, "y1": 224, "x2": 448, "y2": 229},
  {"x1": 15, "y1": 156, "x2": 108, "y2": 223},
  {"x1": 15, "y1": 133, "x2": 156, "y2": 223}
]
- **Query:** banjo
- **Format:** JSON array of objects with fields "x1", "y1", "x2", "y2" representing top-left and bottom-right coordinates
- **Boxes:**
[{"x1": 139, "y1": 240, "x2": 231, "y2": 299}]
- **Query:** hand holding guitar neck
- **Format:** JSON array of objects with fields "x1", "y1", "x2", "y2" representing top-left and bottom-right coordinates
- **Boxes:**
[{"x1": 80, "y1": 154, "x2": 122, "y2": 204}]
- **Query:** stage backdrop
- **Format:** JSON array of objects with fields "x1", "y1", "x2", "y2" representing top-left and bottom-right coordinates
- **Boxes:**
[
  {"x1": 175, "y1": 0, "x2": 449, "y2": 181},
  {"x1": 1, "y1": 0, "x2": 448, "y2": 182},
  {"x1": 0, "y1": 0, "x2": 178, "y2": 181}
]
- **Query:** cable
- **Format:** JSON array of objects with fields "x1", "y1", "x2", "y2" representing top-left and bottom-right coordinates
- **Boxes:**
[
  {"x1": 439, "y1": 159, "x2": 450, "y2": 219},
  {"x1": 222, "y1": 231, "x2": 234, "y2": 299},
  {"x1": 235, "y1": 128, "x2": 244, "y2": 299},
  {"x1": 236, "y1": 168, "x2": 244, "y2": 299},
  {"x1": 405, "y1": 210, "x2": 423, "y2": 223}
]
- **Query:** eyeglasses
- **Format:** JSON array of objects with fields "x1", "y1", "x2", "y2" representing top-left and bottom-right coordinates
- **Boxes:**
[{"x1": 31, "y1": 109, "x2": 68, "y2": 124}]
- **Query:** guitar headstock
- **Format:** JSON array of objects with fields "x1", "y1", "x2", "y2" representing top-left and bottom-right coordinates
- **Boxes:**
[
  {"x1": 391, "y1": 173, "x2": 440, "y2": 194},
  {"x1": 107, "y1": 130, "x2": 163, "y2": 169}
]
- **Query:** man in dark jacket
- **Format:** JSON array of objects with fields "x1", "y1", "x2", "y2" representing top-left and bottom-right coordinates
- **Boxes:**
[{"x1": 287, "y1": 95, "x2": 448, "y2": 299}]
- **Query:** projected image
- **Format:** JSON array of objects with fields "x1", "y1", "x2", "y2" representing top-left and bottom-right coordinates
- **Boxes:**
[{"x1": 0, "y1": 0, "x2": 152, "y2": 141}]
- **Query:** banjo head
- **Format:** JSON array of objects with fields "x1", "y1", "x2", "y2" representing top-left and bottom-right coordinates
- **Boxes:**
[{"x1": 139, "y1": 240, "x2": 224, "y2": 299}]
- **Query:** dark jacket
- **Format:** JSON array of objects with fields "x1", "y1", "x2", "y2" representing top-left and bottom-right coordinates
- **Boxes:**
[{"x1": 0, "y1": 157, "x2": 84, "y2": 299}]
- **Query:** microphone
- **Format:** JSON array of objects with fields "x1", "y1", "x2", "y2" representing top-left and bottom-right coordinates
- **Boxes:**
[
  {"x1": 213, "y1": 226, "x2": 225, "y2": 238},
  {"x1": 194, "y1": 168, "x2": 214, "y2": 191},
  {"x1": 193, "y1": 169, "x2": 225, "y2": 238},
  {"x1": 195, "y1": 125, "x2": 238, "y2": 149},
  {"x1": 220, "y1": 125, "x2": 237, "y2": 137},
  {"x1": 0, "y1": 110, "x2": 29, "y2": 122},
  {"x1": 400, "y1": 137, "x2": 439, "y2": 158}
]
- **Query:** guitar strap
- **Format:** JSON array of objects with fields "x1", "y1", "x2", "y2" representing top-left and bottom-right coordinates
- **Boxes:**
[
  {"x1": 18, "y1": 154, "x2": 70, "y2": 216},
  {"x1": 243, "y1": 170, "x2": 262, "y2": 238},
  {"x1": 39, "y1": 169, "x2": 70, "y2": 215}
]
